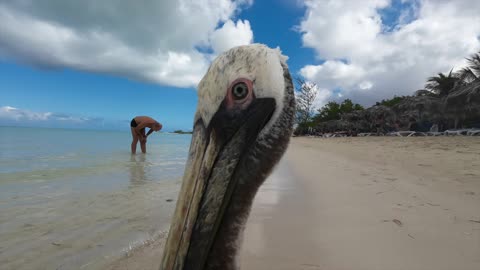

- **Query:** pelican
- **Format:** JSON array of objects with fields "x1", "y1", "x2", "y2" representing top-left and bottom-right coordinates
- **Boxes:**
[{"x1": 161, "y1": 44, "x2": 295, "y2": 270}]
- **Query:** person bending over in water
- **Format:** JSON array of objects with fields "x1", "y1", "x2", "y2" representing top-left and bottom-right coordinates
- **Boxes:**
[{"x1": 130, "y1": 116, "x2": 162, "y2": 154}]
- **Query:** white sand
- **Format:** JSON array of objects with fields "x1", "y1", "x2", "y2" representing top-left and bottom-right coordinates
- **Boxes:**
[{"x1": 109, "y1": 137, "x2": 480, "y2": 270}]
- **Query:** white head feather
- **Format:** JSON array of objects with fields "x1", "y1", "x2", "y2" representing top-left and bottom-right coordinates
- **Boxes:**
[{"x1": 196, "y1": 44, "x2": 288, "y2": 132}]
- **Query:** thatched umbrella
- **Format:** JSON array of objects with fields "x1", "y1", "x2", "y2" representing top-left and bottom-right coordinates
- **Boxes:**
[
  {"x1": 365, "y1": 105, "x2": 395, "y2": 120},
  {"x1": 392, "y1": 95, "x2": 443, "y2": 125},
  {"x1": 338, "y1": 106, "x2": 394, "y2": 132}
]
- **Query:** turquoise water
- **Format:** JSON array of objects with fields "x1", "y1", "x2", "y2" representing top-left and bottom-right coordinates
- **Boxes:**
[{"x1": 0, "y1": 126, "x2": 190, "y2": 269}]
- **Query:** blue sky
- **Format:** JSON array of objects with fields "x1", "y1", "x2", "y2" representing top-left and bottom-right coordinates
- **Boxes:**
[
  {"x1": 1, "y1": 0, "x2": 479, "y2": 131},
  {"x1": 0, "y1": 62, "x2": 197, "y2": 130}
]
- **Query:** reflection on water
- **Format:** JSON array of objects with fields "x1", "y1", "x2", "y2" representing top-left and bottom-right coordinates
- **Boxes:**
[{"x1": 129, "y1": 154, "x2": 148, "y2": 185}]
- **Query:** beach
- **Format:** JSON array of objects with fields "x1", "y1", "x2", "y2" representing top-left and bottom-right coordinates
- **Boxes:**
[
  {"x1": 109, "y1": 136, "x2": 480, "y2": 270},
  {"x1": 1, "y1": 128, "x2": 479, "y2": 270}
]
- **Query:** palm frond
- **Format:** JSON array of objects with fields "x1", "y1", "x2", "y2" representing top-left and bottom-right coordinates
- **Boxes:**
[
  {"x1": 424, "y1": 70, "x2": 460, "y2": 97},
  {"x1": 465, "y1": 52, "x2": 480, "y2": 77},
  {"x1": 457, "y1": 67, "x2": 478, "y2": 83}
]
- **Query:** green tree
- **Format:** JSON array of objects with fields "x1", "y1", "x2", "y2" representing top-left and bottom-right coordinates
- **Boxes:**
[
  {"x1": 313, "y1": 99, "x2": 364, "y2": 123},
  {"x1": 295, "y1": 78, "x2": 318, "y2": 125},
  {"x1": 375, "y1": 95, "x2": 408, "y2": 107},
  {"x1": 340, "y1": 99, "x2": 364, "y2": 113},
  {"x1": 316, "y1": 101, "x2": 341, "y2": 121},
  {"x1": 294, "y1": 78, "x2": 318, "y2": 135},
  {"x1": 353, "y1": 104, "x2": 364, "y2": 111},
  {"x1": 458, "y1": 51, "x2": 480, "y2": 83},
  {"x1": 425, "y1": 70, "x2": 460, "y2": 97}
]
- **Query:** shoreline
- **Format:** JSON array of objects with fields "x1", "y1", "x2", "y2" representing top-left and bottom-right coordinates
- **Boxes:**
[{"x1": 108, "y1": 137, "x2": 480, "y2": 270}]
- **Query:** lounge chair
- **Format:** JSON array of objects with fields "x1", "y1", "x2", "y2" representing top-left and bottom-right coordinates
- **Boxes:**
[
  {"x1": 391, "y1": 131, "x2": 413, "y2": 137},
  {"x1": 445, "y1": 129, "x2": 469, "y2": 136},
  {"x1": 467, "y1": 129, "x2": 480, "y2": 136}
]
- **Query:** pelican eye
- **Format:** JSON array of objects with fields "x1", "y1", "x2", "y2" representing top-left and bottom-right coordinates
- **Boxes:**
[{"x1": 232, "y1": 82, "x2": 249, "y2": 100}]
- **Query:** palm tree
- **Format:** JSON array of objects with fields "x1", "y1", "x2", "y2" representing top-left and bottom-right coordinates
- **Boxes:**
[
  {"x1": 425, "y1": 69, "x2": 460, "y2": 97},
  {"x1": 458, "y1": 51, "x2": 480, "y2": 83}
]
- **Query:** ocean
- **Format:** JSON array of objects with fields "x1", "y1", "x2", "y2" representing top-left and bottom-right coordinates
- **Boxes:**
[{"x1": 0, "y1": 126, "x2": 190, "y2": 269}]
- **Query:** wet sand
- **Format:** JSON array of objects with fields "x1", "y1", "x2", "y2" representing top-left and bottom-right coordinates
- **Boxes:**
[{"x1": 109, "y1": 137, "x2": 480, "y2": 270}]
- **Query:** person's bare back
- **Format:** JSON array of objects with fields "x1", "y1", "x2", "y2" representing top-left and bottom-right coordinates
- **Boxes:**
[{"x1": 130, "y1": 116, "x2": 162, "y2": 154}]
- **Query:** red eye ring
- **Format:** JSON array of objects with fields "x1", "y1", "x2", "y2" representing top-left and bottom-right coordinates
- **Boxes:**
[{"x1": 228, "y1": 78, "x2": 253, "y2": 103}]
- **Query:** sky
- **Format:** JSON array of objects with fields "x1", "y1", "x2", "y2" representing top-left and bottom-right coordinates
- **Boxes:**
[{"x1": 1, "y1": 0, "x2": 479, "y2": 131}]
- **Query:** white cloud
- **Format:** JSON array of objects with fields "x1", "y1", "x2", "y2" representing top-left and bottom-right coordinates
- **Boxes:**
[
  {"x1": 313, "y1": 87, "x2": 334, "y2": 109},
  {"x1": 0, "y1": 1, "x2": 254, "y2": 88},
  {"x1": 299, "y1": 0, "x2": 480, "y2": 105},
  {"x1": 301, "y1": 0, "x2": 390, "y2": 61},
  {"x1": 359, "y1": 81, "x2": 373, "y2": 90},
  {"x1": 0, "y1": 106, "x2": 102, "y2": 125},
  {"x1": 210, "y1": 20, "x2": 253, "y2": 54},
  {"x1": 0, "y1": 106, "x2": 52, "y2": 121},
  {"x1": 301, "y1": 60, "x2": 366, "y2": 89}
]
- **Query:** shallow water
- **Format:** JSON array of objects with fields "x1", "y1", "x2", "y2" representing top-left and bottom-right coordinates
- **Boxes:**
[{"x1": 0, "y1": 126, "x2": 189, "y2": 269}]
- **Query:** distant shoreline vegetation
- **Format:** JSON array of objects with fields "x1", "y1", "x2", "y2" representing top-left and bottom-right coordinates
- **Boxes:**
[
  {"x1": 295, "y1": 51, "x2": 480, "y2": 136},
  {"x1": 173, "y1": 130, "x2": 193, "y2": 134}
]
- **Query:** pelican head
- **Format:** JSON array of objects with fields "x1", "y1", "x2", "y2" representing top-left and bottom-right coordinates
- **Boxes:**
[{"x1": 161, "y1": 44, "x2": 295, "y2": 270}]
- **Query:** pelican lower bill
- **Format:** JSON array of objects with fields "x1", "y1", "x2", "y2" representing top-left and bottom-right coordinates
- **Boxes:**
[{"x1": 160, "y1": 98, "x2": 275, "y2": 270}]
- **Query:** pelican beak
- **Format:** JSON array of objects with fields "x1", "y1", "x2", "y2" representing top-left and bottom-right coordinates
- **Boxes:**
[{"x1": 160, "y1": 99, "x2": 275, "y2": 270}]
